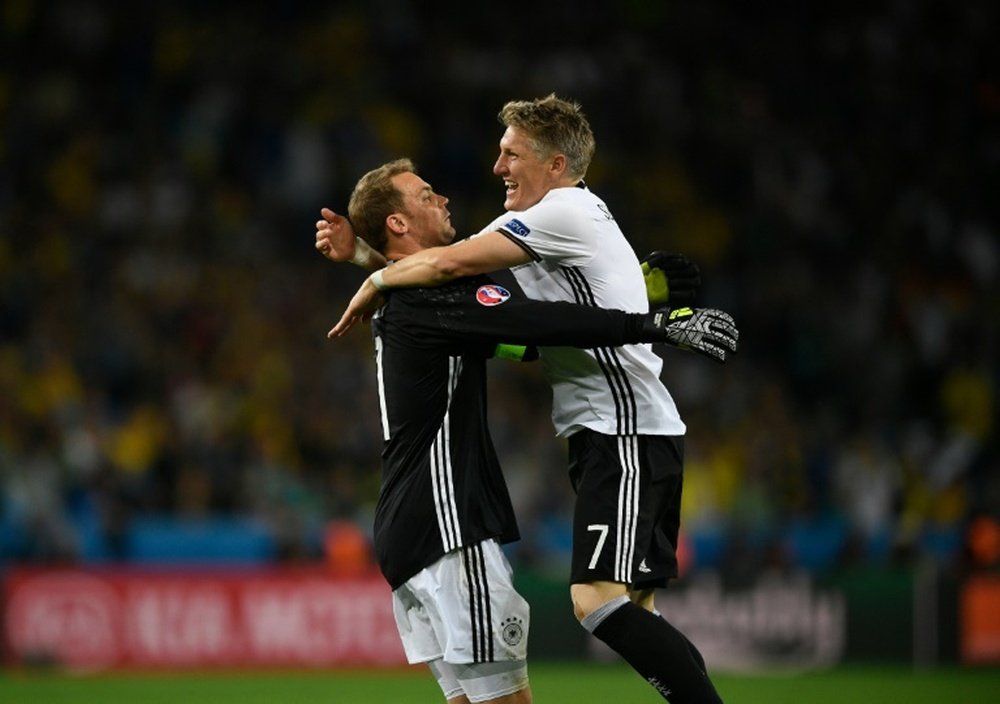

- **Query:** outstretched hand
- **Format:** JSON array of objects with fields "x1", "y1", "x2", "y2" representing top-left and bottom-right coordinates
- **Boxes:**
[
  {"x1": 327, "y1": 276, "x2": 385, "y2": 338},
  {"x1": 643, "y1": 306, "x2": 739, "y2": 363},
  {"x1": 315, "y1": 208, "x2": 357, "y2": 262}
]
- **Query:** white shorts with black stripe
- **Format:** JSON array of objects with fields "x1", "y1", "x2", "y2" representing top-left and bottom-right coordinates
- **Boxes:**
[{"x1": 392, "y1": 538, "x2": 530, "y2": 666}]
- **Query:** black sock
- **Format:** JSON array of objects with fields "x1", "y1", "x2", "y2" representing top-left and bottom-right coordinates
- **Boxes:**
[
  {"x1": 680, "y1": 630, "x2": 708, "y2": 674},
  {"x1": 590, "y1": 601, "x2": 722, "y2": 703},
  {"x1": 654, "y1": 609, "x2": 707, "y2": 673}
]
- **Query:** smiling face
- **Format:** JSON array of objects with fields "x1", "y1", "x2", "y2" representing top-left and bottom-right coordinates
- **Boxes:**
[
  {"x1": 493, "y1": 126, "x2": 562, "y2": 212},
  {"x1": 389, "y1": 171, "x2": 456, "y2": 251}
]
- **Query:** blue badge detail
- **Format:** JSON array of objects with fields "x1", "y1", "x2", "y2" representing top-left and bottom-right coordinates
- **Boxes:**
[
  {"x1": 476, "y1": 285, "x2": 511, "y2": 307},
  {"x1": 504, "y1": 219, "x2": 530, "y2": 237}
]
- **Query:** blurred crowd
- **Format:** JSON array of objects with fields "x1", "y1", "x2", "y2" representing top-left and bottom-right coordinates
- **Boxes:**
[{"x1": 1, "y1": 1, "x2": 997, "y2": 577}]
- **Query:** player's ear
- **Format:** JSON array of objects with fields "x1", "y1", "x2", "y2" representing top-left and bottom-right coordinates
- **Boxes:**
[
  {"x1": 386, "y1": 213, "x2": 407, "y2": 235},
  {"x1": 550, "y1": 153, "x2": 567, "y2": 178}
]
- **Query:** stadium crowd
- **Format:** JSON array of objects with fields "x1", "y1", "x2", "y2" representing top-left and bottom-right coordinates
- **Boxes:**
[{"x1": 1, "y1": 1, "x2": 997, "y2": 576}]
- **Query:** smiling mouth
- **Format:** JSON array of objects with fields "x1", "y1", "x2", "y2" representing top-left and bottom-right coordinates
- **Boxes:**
[{"x1": 504, "y1": 180, "x2": 518, "y2": 194}]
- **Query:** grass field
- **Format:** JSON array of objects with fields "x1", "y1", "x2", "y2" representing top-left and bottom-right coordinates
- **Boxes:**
[{"x1": 2, "y1": 663, "x2": 999, "y2": 704}]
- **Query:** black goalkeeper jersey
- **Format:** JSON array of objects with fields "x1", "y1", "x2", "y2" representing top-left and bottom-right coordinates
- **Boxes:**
[{"x1": 369, "y1": 273, "x2": 639, "y2": 589}]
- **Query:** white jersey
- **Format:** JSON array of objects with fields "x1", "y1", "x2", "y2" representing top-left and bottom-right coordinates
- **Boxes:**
[{"x1": 478, "y1": 185, "x2": 686, "y2": 438}]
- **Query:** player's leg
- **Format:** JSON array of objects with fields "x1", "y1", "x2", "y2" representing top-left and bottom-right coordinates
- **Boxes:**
[
  {"x1": 428, "y1": 658, "x2": 533, "y2": 704},
  {"x1": 427, "y1": 659, "x2": 469, "y2": 703},
  {"x1": 449, "y1": 540, "x2": 531, "y2": 703},
  {"x1": 629, "y1": 586, "x2": 709, "y2": 675},
  {"x1": 629, "y1": 440, "x2": 714, "y2": 680},
  {"x1": 396, "y1": 544, "x2": 532, "y2": 702},
  {"x1": 568, "y1": 430, "x2": 722, "y2": 703},
  {"x1": 629, "y1": 586, "x2": 656, "y2": 611},
  {"x1": 393, "y1": 583, "x2": 468, "y2": 702},
  {"x1": 425, "y1": 659, "x2": 535, "y2": 704},
  {"x1": 412, "y1": 539, "x2": 531, "y2": 703},
  {"x1": 428, "y1": 659, "x2": 531, "y2": 704},
  {"x1": 571, "y1": 579, "x2": 628, "y2": 620},
  {"x1": 452, "y1": 661, "x2": 532, "y2": 703}
]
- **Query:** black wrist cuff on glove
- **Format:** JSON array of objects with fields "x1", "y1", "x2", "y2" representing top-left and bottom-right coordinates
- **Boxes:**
[{"x1": 623, "y1": 312, "x2": 655, "y2": 343}]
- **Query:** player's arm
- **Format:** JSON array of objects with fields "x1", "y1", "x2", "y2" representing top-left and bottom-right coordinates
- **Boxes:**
[
  {"x1": 448, "y1": 298, "x2": 630, "y2": 349},
  {"x1": 544, "y1": 303, "x2": 740, "y2": 363},
  {"x1": 328, "y1": 231, "x2": 531, "y2": 337},
  {"x1": 314, "y1": 208, "x2": 387, "y2": 272},
  {"x1": 434, "y1": 292, "x2": 740, "y2": 363},
  {"x1": 381, "y1": 230, "x2": 530, "y2": 287}
]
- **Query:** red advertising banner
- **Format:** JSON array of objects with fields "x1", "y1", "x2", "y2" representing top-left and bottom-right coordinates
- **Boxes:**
[
  {"x1": 961, "y1": 573, "x2": 1000, "y2": 664},
  {"x1": 2, "y1": 567, "x2": 407, "y2": 671}
]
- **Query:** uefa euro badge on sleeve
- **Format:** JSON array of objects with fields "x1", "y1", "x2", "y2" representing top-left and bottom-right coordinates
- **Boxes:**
[{"x1": 476, "y1": 285, "x2": 511, "y2": 307}]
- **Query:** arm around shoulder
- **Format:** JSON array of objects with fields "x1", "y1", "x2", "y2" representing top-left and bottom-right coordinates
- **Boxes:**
[{"x1": 380, "y1": 230, "x2": 531, "y2": 288}]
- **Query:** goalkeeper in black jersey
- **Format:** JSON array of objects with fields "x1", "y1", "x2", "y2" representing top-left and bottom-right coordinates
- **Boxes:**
[{"x1": 317, "y1": 158, "x2": 735, "y2": 704}]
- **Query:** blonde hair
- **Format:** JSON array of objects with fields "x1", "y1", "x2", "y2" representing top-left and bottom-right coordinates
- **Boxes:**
[
  {"x1": 498, "y1": 94, "x2": 595, "y2": 180},
  {"x1": 347, "y1": 158, "x2": 415, "y2": 254}
]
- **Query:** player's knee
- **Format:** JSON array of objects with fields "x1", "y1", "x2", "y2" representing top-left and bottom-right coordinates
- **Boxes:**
[
  {"x1": 570, "y1": 582, "x2": 624, "y2": 621},
  {"x1": 629, "y1": 587, "x2": 656, "y2": 612},
  {"x1": 570, "y1": 583, "x2": 592, "y2": 621}
]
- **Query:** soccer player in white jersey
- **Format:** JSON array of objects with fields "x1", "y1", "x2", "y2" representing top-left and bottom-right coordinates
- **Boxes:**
[{"x1": 325, "y1": 96, "x2": 729, "y2": 703}]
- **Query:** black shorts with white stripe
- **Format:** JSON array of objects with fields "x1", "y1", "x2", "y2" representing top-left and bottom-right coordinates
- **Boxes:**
[{"x1": 567, "y1": 429, "x2": 683, "y2": 588}]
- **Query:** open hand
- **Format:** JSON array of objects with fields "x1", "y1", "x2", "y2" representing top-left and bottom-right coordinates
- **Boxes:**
[
  {"x1": 315, "y1": 208, "x2": 357, "y2": 262},
  {"x1": 643, "y1": 306, "x2": 739, "y2": 362},
  {"x1": 327, "y1": 277, "x2": 385, "y2": 338}
]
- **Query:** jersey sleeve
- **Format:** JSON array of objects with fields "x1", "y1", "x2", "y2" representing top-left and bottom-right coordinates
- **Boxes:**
[
  {"x1": 493, "y1": 199, "x2": 595, "y2": 267},
  {"x1": 401, "y1": 276, "x2": 635, "y2": 352}
]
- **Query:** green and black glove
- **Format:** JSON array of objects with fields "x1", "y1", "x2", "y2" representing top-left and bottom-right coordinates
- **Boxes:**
[
  {"x1": 640, "y1": 251, "x2": 701, "y2": 305},
  {"x1": 641, "y1": 306, "x2": 739, "y2": 363}
]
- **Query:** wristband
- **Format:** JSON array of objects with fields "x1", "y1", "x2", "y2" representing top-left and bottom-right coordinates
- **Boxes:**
[
  {"x1": 493, "y1": 344, "x2": 539, "y2": 362},
  {"x1": 370, "y1": 268, "x2": 389, "y2": 291},
  {"x1": 348, "y1": 238, "x2": 373, "y2": 268},
  {"x1": 494, "y1": 344, "x2": 529, "y2": 361}
]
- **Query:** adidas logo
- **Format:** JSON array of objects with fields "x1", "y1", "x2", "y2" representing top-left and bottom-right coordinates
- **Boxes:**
[{"x1": 638, "y1": 559, "x2": 651, "y2": 574}]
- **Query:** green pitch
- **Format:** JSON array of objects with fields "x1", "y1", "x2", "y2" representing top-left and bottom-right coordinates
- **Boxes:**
[{"x1": 1, "y1": 663, "x2": 998, "y2": 704}]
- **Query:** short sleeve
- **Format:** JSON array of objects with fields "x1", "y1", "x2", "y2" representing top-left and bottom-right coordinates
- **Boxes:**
[{"x1": 493, "y1": 198, "x2": 595, "y2": 267}]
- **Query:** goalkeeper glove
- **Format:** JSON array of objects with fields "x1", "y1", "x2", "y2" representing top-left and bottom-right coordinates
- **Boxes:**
[
  {"x1": 640, "y1": 251, "x2": 701, "y2": 305},
  {"x1": 641, "y1": 307, "x2": 739, "y2": 363}
]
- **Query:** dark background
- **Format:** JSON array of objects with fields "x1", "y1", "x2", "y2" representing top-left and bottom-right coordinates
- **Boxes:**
[{"x1": 1, "y1": 0, "x2": 997, "y2": 578}]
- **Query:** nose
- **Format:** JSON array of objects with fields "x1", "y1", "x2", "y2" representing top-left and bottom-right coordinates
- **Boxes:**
[{"x1": 493, "y1": 155, "x2": 505, "y2": 175}]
